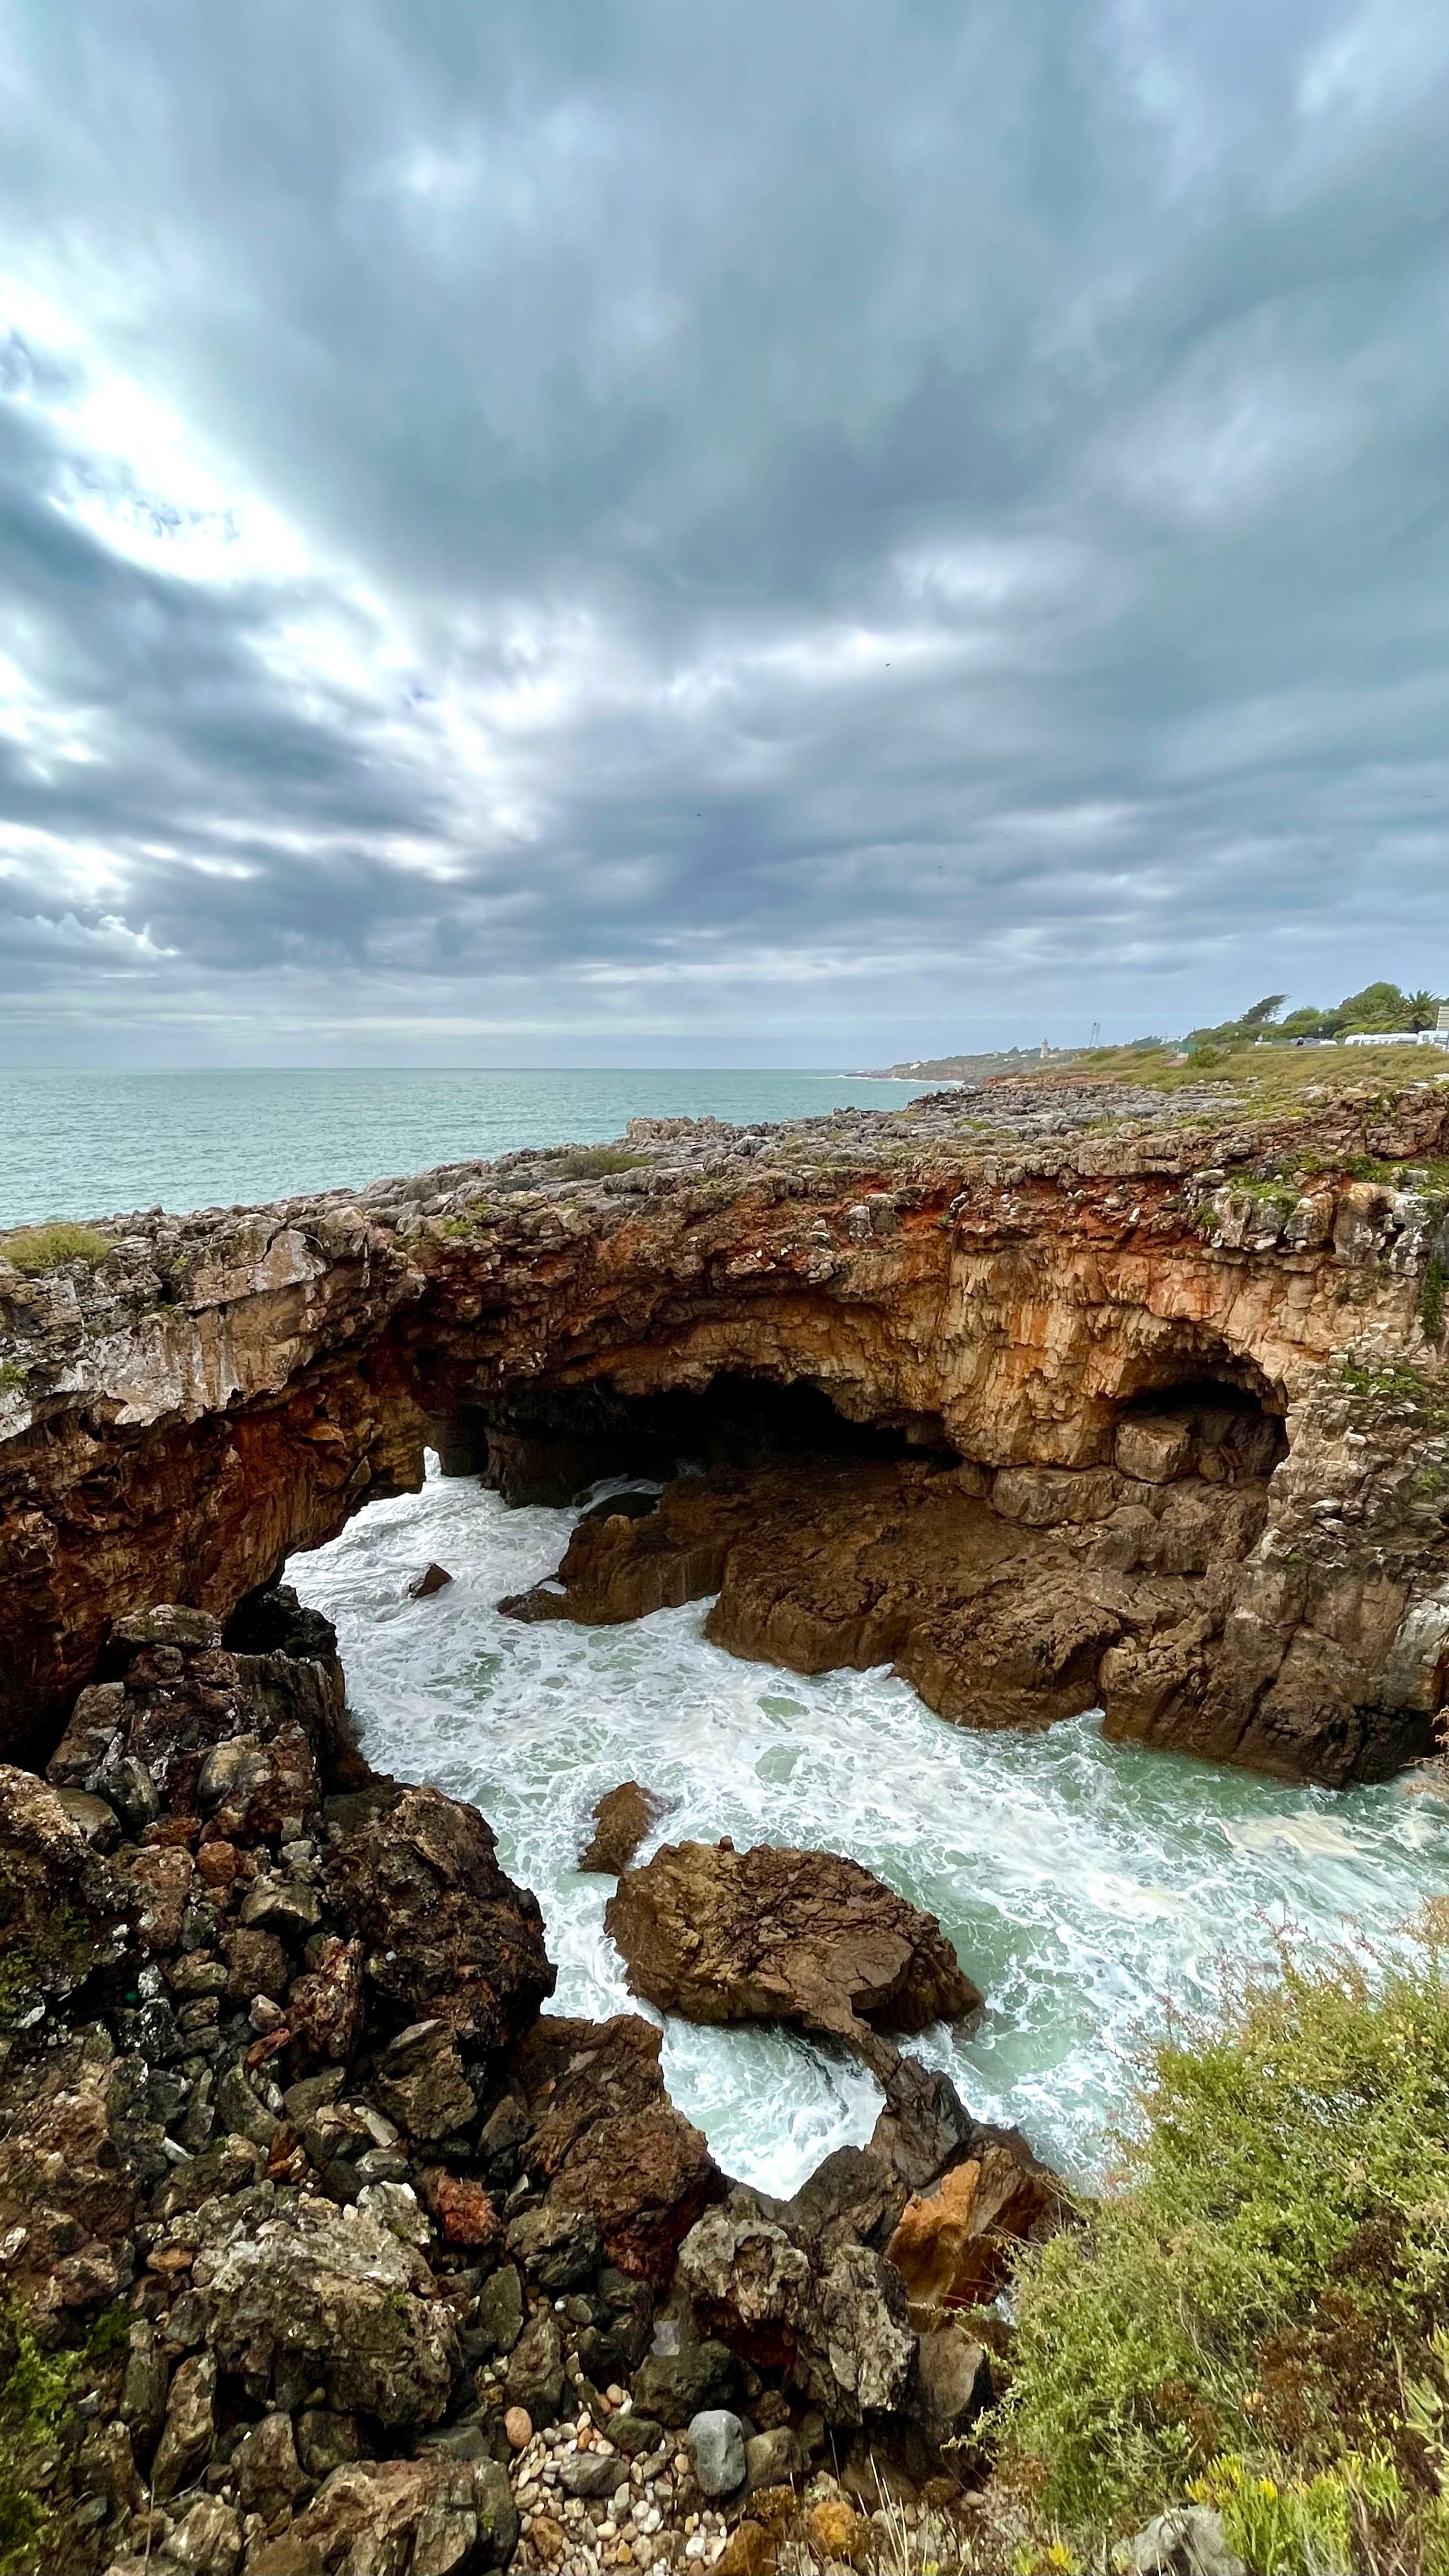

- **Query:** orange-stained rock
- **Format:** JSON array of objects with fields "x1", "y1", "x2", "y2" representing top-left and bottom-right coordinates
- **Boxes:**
[
  {"x1": 884, "y1": 2139, "x2": 1062, "y2": 2309},
  {"x1": 420, "y1": 2170, "x2": 500, "y2": 2250}
]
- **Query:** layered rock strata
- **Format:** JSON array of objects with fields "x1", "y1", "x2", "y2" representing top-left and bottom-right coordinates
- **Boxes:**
[{"x1": 3, "y1": 1074, "x2": 1449, "y2": 1780}]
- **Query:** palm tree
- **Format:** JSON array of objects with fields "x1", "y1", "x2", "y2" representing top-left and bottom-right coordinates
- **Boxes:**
[{"x1": 1407, "y1": 990, "x2": 1441, "y2": 1031}]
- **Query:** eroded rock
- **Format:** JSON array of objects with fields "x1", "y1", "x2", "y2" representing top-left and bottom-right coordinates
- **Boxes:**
[{"x1": 605, "y1": 1839, "x2": 980, "y2": 2059}]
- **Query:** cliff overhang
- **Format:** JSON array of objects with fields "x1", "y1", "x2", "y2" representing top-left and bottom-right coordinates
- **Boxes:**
[{"x1": 3, "y1": 1075, "x2": 1449, "y2": 1784}]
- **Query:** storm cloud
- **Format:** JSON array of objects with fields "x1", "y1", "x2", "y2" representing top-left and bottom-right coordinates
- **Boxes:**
[{"x1": 1, "y1": 0, "x2": 1447, "y2": 1063}]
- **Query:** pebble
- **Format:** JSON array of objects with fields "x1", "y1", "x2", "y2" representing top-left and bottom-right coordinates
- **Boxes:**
[{"x1": 504, "y1": 2405, "x2": 533, "y2": 2449}]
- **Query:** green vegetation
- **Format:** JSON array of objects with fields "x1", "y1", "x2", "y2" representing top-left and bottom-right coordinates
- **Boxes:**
[
  {"x1": 1184, "y1": 981, "x2": 1444, "y2": 1051},
  {"x1": 544, "y1": 1144, "x2": 650, "y2": 1179},
  {"x1": 0, "y1": 1364, "x2": 25, "y2": 1394},
  {"x1": 1422, "y1": 1253, "x2": 1447, "y2": 1344},
  {"x1": 998, "y1": 1920, "x2": 1449, "y2": 2571},
  {"x1": 0, "y1": 2307, "x2": 75, "y2": 2573},
  {"x1": 0, "y1": 1223, "x2": 110, "y2": 1275}
]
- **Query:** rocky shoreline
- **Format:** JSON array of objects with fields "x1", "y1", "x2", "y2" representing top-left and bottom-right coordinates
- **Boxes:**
[
  {"x1": 6, "y1": 1069, "x2": 1449, "y2": 2571},
  {"x1": 0, "y1": 1580, "x2": 1060, "y2": 2575}
]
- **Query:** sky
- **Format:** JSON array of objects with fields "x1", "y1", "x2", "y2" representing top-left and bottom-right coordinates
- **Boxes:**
[{"x1": 1, "y1": 0, "x2": 1448, "y2": 1069}]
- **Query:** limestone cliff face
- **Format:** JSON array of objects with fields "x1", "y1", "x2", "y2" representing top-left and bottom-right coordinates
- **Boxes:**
[{"x1": 3, "y1": 1079, "x2": 1448, "y2": 1780}]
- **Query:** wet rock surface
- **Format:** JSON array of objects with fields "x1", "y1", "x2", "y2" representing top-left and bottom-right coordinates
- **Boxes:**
[{"x1": 604, "y1": 1839, "x2": 980, "y2": 2064}]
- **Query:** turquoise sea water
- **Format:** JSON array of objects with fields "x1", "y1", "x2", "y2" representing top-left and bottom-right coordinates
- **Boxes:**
[
  {"x1": 0, "y1": 1066, "x2": 916, "y2": 1225},
  {"x1": 292, "y1": 1469, "x2": 1449, "y2": 2192}
]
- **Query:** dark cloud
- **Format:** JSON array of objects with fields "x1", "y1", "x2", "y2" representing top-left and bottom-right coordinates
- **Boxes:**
[{"x1": 0, "y1": 0, "x2": 1447, "y2": 1063}]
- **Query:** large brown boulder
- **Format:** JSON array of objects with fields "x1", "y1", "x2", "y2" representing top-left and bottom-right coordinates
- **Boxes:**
[
  {"x1": 507, "y1": 2013, "x2": 722, "y2": 2283},
  {"x1": 322, "y1": 1780, "x2": 555, "y2": 2050},
  {"x1": 604, "y1": 1839, "x2": 980, "y2": 2057}
]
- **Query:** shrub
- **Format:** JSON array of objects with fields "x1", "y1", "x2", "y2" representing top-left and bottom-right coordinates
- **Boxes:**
[
  {"x1": 999, "y1": 1921, "x2": 1449, "y2": 2569},
  {"x1": 1, "y1": 1223, "x2": 110, "y2": 1275},
  {"x1": 546, "y1": 1146, "x2": 650, "y2": 1180}
]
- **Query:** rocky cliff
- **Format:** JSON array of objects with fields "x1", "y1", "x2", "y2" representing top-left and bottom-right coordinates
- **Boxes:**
[{"x1": 3, "y1": 1073, "x2": 1449, "y2": 1784}]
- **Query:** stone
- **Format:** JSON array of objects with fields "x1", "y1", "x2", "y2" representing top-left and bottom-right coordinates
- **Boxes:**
[
  {"x1": 746, "y1": 2427, "x2": 803, "y2": 2490},
  {"x1": 250, "y1": 2454, "x2": 518, "y2": 2576},
  {"x1": 677, "y1": 2211, "x2": 810, "y2": 2366},
  {"x1": 46, "y1": 1680, "x2": 125, "y2": 1788},
  {"x1": 605, "y1": 1839, "x2": 979, "y2": 2058},
  {"x1": 119, "y1": 1841, "x2": 193, "y2": 1950},
  {"x1": 1115, "y1": 1416, "x2": 1195, "y2": 1484},
  {"x1": 51, "y1": 1787, "x2": 121, "y2": 1850},
  {"x1": 119, "y1": 2319, "x2": 170, "y2": 2451},
  {"x1": 322, "y1": 1780, "x2": 555, "y2": 2047},
  {"x1": 240, "y1": 1871, "x2": 323, "y2": 1939},
  {"x1": 560, "y1": 2447, "x2": 631, "y2": 2498},
  {"x1": 506, "y1": 2198, "x2": 602, "y2": 2290},
  {"x1": 196, "y1": 2192, "x2": 461, "y2": 2429},
  {"x1": 578, "y1": 1780, "x2": 667, "y2": 1874},
  {"x1": 214, "y1": 2059, "x2": 281, "y2": 2151},
  {"x1": 475, "y1": 2261, "x2": 525, "y2": 2357},
  {"x1": 687, "y1": 2408, "x2": 748, "y2": 2497},
  {"x1": 151, "y1": 2351, "x2": 216, "y2": 2499},
  {"x1": 0, "y1": 1766, "x2": 129, "y2": 2013},
  {"x1": 503, "y1": 2405, "x2": 533, "y2": 2449},
  {"x1": 883, "y1": 2137, "x2": 1060, "y2": 2307},
  {"x1": 373, "y1": 2020, "x2": 478, "y2": 2144},
  {"x1": 221, "y1": 1925, "x2": 291, "y2": 2002},
  {"x1": 235, "y1": 2410, "x2": 307, "y2": 2520},
  {"x1": 162, "y1": 2496, "x2": 243, "y2": 2574},
  {"x1": 295, "y1": 2407, "x2": 361, "y2": 2479},
  {"x1": 633, "y1": 2306, "x2": 740, "y2": 2429},
  {"x1": 503, "y1": 2303, "x2": 566, "y2": 2427},
  {"x1": 1114, "y1": 2504, "x2": 1247, "y2": 2576},
  {"x1": 790, "y1": 2241, "x2": 916, "y2": 2427},
  {"x1": 409, "y1": 1561, "x2": 454, "y2": 1597},
  {"x1": 420, "y1": 2168, "x2": 500, "y2": 2249},
  {"x1": 914, "y1": 2318, "x2": 991, "y2": 2451},
  {"x1": 607, "y1": 2409, "x2": 664, "y2": 2457},
  {"x1": 287, "y1": 1933, "x2": 365, "y2": 2061},
  {"x1": 113, "y1": 1606, "x2": 223, "y2": 1653}
]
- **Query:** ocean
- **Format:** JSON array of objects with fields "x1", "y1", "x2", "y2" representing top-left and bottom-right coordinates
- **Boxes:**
[
  {"x1": 0, "y1": 1065, "x2": 918, "y2": 1227},
  {"x1": 10, "y1": 1059, "x2": 1446, "y2": 2190}
]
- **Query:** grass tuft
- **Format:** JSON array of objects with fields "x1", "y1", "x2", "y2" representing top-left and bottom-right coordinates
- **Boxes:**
[{"x1": 0, "y1": 1223, "x2": 110, "y2": 1275}]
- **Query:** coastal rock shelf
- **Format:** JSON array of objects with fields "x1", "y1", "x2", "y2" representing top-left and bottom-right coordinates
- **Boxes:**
[{"x1": 3, "y1": 1076, "x2": 1449, "y2": 1784}]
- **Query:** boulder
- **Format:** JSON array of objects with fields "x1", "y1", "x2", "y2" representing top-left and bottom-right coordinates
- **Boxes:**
[
  {"x1": 236, "y1": 2410, "x2": 308, "y2": 2520},
  {"x1": 578, "y1": 1780, "x2": 667, "y2": 1874},
  {"x1": 503, "y1": 2303, "x2": 566, "y2": 2427},
  {"x1": 676, "y1": 2209, "x2": 810, "y2": 2368},
  {"x1": 884, "y1": 2135, "x2": 1061, "y2": 2307},
  {"x1": 509, "y1": 2013, "x2": 722, "y2": 2284},
  {"x1": 632, "y1": 2293, "x2": 741, "y2": 2427},
  {"x1": 409, "y1": 1562, "x2": 454, "y2": 1598},
  {"x1": 250, "y1": 2454, "x2": 518, "y2": 2575},
  {"x1": 151, "y1": 2351, "x2": 216, "y2": 2499},
  {"x1": 372, "y1": 2020, "x2": 477, "y2": 2142},
  {"x1": 195, "y1": 2192, "x2": 460, "y2": 2428},
  {"x1": 287, "y1": 1933, "x2": 365, "y2": 2061},
  {"x1": 0, "y1": 1765, "x2": 130, "y2": 2016},
  {"x1": 790, "y1": 2240, "x2": 916, "y2": 2426},
  {"x1": 605, "y1": 1839, "x2": 979, "y2": 2057},
  {"x1": 322, "y1": 1780, "x2": 555, "y2": 2048}
]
